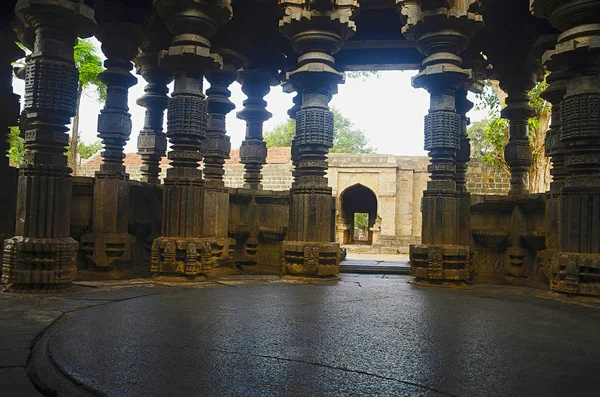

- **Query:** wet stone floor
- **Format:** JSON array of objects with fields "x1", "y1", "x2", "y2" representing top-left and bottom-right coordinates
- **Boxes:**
[{"x1": 1, "y1": 274, "x2": 600, "y2": 396}]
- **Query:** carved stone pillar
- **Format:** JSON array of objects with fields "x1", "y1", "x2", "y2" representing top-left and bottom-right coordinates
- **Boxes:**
[
  {"x1": 82, "y1": 7, "x2": 142, "y2": 269},
  {"x1": 135, "y1": 18, "x2": 173, "y2": 185},
  {"x1": 398, "y1": 0, "x2": 482, "y2": 282},
  {"x1": 532, "y1": 0, "x2": 600, "y2": 295},
  {"x1": 2, "y1": 0, "x2": 95, "y2": 290},
  {"x1": 502, "y1": 85, "x2": 535, "y2": 195},
  {"x1": 0, "y1": 10, "x2": 22, "y2": 246},
  {"x1": 541, "y1": 67, "x2": 567, "y2": 253},
  {"x1": 283, "y1": 81, "x2": 302, "y2": 185},
  {"x1": 455, "y1": 88, "x2": 473, "y2": 194},
  {"x1": 204, "y1": 50, "x2": 245, "y2": 185},
  {"x1": 237, "y1": 69, "x2": 277, "y2": 190},
  {"x1": 201, "y1": 49, "x2": 244, "y2": 252},
  {"x1": 151, "y1": 0, "x2": 232, "y2": 277},
  {"x1": 279, "y1": 0, "x2": 358, "y2": 276},
  {"x1": 455, "y1": 88, "x2": 473, "y2": 246}
]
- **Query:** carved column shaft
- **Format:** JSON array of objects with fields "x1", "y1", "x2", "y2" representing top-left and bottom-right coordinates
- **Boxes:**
[
  {"x1": 2, "y1": 0, "x2": 95, "y2": 290},
  {"x1": 83, "y1": 14, "x2": 141, "y2": 269},
  {"x1": 398, "y1": 0, "x2": 482, "y2": 282},
  {"x1": 135, "y1": 48, "x2": 172, "y2": 184},
  {"x1": 204, "y1": 51, "x2": 243, "y2": 185},
  {"x1": 279, "y1": 0, "x2": 358, "y2": 276},
  {"x1": 151, "y1": 0, "x2": 232, "y2": 276},
  {"x1": 237, "y1": 69, "x2": 276, "y2": 190},
  {"x1": 0, "y1": 12, "x2": 22, "y2": 247},
  {"x1": 502, "y1": 88, "x2": 535, "y2": 195},
  {"x1": 533, "y1": 0, "x2": 600, "y2": 295},
  {"x1": 455, "y1": 88, "x2": 473, "y2": 193},
  {"x1": 541, "y1": 69, "x2": 567, "y2": 252}
]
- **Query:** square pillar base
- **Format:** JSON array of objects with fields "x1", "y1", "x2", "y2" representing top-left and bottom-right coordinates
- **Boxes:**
[
  {"x1": 151, "y1": 237, "x2": 235, "y2": 277},
  {"x1": 282, "y1": 241, "x2": 340, "y2": 277},
  {"x1": 551, "y1": 252, "x2": 600, "y2": 296},
  {"x1": 80, "y1": 233, "x2": 135, "y2": 269},
  {"x1": 409, "y1": 244, "x2": 471, "y2": 281},
  {"x1": 2, "y1": 236, "x2": 78, "y2": 291}
]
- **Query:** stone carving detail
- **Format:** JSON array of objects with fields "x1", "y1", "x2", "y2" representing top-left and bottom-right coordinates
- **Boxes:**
[
  {"x1": 410, "y1": 245, "x2": 471, "y2": 281},
  {"x1": 295, "y1": 108, "x2": 334, "y2": 147},
  {"x1": 424, "y1": 111, "x2": 461, "y2": 150},
  {"x1": 551, "y1": 253, "x2": 600, "y2": 296},
  {"x1": 2, "y1": 0, "x2": 95, "y2": 290}
]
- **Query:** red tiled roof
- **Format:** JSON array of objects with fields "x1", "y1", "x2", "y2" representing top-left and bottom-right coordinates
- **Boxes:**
[{"x1": 82, "y1": 147, "x2": 292, "y2": 168}]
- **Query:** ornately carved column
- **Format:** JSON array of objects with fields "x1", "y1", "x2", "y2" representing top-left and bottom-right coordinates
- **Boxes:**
[
  {"x1": 151, "y1": 0, "x2": 232, "y2": 277},
  {"x1": 82, "y1": 8, "x2": 141, "y2": 269},
  {"x1": 501, "y1": 83, "x2": 535, "y2": 195},
  {"x1": 0, "y1": 8, "x2": 22, "y2": 246},
  {"x1": 455, "y1": 88, "x2": 473, "y2": 247},
  {"x1": 532, "y1": 0, "x2": 600, "y2": 295},
  {"x1": 541, "y1": 66, "x2": 567, "y2": 254},
  {"x1": 2, "y1": 0, "x2": 95, "y2": 290},
  {"x1": 398, "y1": 0, "x2": 482, "y2": 282},
  {"x1": 279, "y1": 0, "x2": 358, "y2": 276},
  {"x1": 201, "y1": 49, "x2": 244, "y2": 250},
  {"x1": 455, "y1": 88, "x2": 473, "y2": 193},
  {"x1": 135, "y1": 19, "x2": 173, "y2": 185},
  {"x1": 204, "y1": 50, "x2": 245, "y2": 185},
  {"x1": 237, "y1": 69, "x2": 278, "y2": 190}
]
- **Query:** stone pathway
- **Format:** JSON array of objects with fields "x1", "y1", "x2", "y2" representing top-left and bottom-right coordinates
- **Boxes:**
[
  {"x1": 341, "y1": 253, "x2": 410, "y2": 274},
  {"x1": 2, "y1": 276, "x2": 600, "y2": 396}
]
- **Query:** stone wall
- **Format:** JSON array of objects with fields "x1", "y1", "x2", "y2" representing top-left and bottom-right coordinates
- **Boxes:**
[{"x1": 81, "y1": 149, "x2": 511, "y2": 253}]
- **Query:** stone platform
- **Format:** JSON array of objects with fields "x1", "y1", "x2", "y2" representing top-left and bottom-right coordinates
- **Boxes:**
[
  {"x1": 2, "y1": 276, "x2": 600, "y2": 396},
  {"x1": 340, "y1": 253, "x2": 410, "y2": 274}
]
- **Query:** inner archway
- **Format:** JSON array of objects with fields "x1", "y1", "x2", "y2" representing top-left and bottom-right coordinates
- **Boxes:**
[{"x1": 339, "y1": 184, "x2": 378, "y2": 245}]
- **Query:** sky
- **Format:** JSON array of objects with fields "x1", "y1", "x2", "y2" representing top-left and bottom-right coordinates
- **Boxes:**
[{"x1": 11, "y1": 40, "x2": 487, "y2": 157}]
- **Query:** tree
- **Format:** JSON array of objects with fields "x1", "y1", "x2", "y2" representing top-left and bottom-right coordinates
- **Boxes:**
[
  {"x1": 77, "y1": 139, "x2": 103, "y2": 161},
  {"x1": 8, "y1": 126, "x2": 24, "y2": 167},
  {"x1": 467, "y1": 80, "x2": 551, "y2": 193},
  {"x1": 264, "y1": 108, "x2": 376, "y2": 154},
  {"x1": 70, "y1": 38, "x2": 106, "y2": 175}
]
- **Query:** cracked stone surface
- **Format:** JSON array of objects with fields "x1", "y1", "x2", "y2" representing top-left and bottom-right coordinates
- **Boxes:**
[{"x1": 4, "y1": 275, "x2": 599, "y2": 396}]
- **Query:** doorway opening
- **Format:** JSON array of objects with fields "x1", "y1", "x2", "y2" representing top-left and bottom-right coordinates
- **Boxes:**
[{"x1": 339, "y1": 184, "x2": 377, "y2": 245}]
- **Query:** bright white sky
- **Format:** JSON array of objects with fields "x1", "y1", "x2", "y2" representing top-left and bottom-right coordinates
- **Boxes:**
[{"x1": 12, "y1": 39, "x2": 487, "y2": 156}]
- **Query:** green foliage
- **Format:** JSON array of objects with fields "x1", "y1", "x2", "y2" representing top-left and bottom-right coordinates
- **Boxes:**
[
  {"x1": 264, "y1": 119, "x2": 296, "y2": 148},
  {"x1": 354, "y1": 212, "x2": 369, "y2": 229},
  {"x1": 8, "y1": 126, "x2": 24, "y2": 166},
  {"x1": 264, "y1": 108, "x2": 375, "y2": 154},
  {"x1": 74, "y1": 38, "x2": 106, "y2": 101},
  {"x1": 77, "y1": 139, "x2": 103, "y2": 160}
]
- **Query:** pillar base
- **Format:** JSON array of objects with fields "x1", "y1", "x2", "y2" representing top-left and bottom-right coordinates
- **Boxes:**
[
  {"x1": 80, "y1": 232, "x2": 136, "y2": 269},
  {"x1": 282, "y1": 241, "x2": 340, "y2": 277},
  {"x1": 2, "y1": 236, "x2": 78, "y2": 291},
  {"x1": 151, "y1": 237, "x2": 235, "y2": 276},
  {"x1": 409, "y1": 244, "x2": 471, "y2": 281},
  {"x1": 551, "y1": 252, "x2": 600, "y2": 296}
]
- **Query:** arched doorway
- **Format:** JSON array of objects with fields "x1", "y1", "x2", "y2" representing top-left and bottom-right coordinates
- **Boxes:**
[{"x1": 338, "y1": 184, "x2": 378, "y2": 245}]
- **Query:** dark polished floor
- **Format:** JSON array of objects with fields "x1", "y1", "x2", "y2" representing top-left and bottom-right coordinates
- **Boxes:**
[{"x1": 3, "y1": 275, "x2": 600, "y2": 396}]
